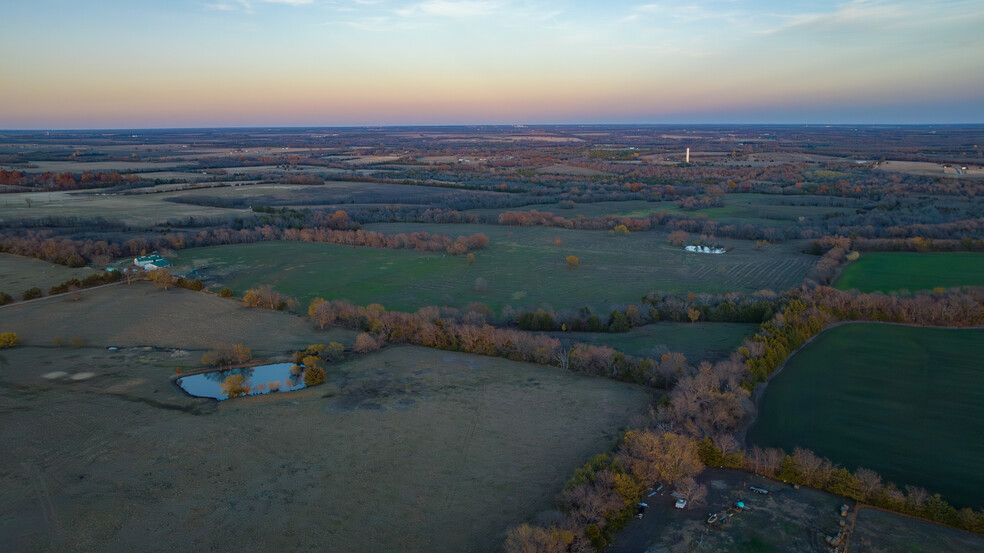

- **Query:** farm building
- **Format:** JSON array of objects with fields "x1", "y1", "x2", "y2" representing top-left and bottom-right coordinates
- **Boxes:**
[
  {"x1": 685, "y1": 245, "x2": 726, "y2": 254},
  {"x1": 134, "y1": 255, "x2": 172, "y2": 270}
]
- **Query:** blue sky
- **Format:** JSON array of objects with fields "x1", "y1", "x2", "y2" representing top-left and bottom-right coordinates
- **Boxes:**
[{"x1": 1, "y1": 0, "x2": 982, "y2": 127}]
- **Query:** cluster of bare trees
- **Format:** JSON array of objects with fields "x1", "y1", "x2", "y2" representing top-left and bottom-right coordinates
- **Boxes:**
[
  {"x1": 659, "y1": 360, "x2": 752, "y2": 437},
  {"x1": 282, "y1": 227, "x2": 488, "y2": 255},
  {"x1": 720, "y1": 442, "x2": 984, "y2": 534},
  {"x1": 505, "y1": 430, "x2": 705, "y2": 552},
  {"x1": 241, "y1": 285, "x2": 299, "y2": 311},
  {"x1": 675, "y1": 194, "x2": 723, "y2": 211},
  {"x1": 307, "y1": 299, "x2": 697, "y2": 387},
  {"x1": 309, "y1": 299, "x2": 561, "y2": 365}
]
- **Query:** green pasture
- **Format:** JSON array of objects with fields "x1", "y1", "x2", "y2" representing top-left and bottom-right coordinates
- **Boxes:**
[
  {"x1": 550, "y1": 322, "x2": 758, "y2": 362},
  {"x1": 834, "y1": 252, "x2": 984, "y2": 292},
  {"x1": 170, "y1": 225, "x2": 814, "y2": 313},
  {"x1": 748, "y1": 323, "x2": 984, "y2": 508}
]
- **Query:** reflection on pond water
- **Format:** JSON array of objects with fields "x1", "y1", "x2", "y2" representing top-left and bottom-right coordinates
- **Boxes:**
[{"x1": 177, "y1": 363, "x2": 306, "y2": 400}]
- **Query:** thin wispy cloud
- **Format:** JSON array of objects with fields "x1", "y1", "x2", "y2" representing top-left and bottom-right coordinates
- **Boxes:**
[
  {"x1": 397, "y1": 1, "x2": 500, "y2": 18},
  {"x1": 633, "y1": 1, "x2": 740, "y2": 23},
  {"x1": 204, "y1": 0, "x2": 318, "y2": 13},
  {"x1": 758, "y1": 0, "x2": 984, "y2": 35},
  {"x1": 205, "y1": 0, "x2": 253, "y2": 13}
]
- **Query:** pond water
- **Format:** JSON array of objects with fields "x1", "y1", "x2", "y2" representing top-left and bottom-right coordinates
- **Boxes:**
[{"x1": 176, "y1": 362, "x2": 306, "y2": 400}]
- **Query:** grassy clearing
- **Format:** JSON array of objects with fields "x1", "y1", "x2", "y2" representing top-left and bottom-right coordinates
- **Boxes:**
[
  {"x1": 170, "y1": 227, "x2": 814, "y2": 313},
  {"x1": 0, "y1": 345, "x2": 649, "y2": 552},
  {"x1": 851, "y1": 507, "x2": 984, "y2": 552},
  {"x1": 549, "y1": 322, "x2": 758, "y2": 362},
  {"x1": 0, "y1": 282, "x2": 355, "y2": 355},
  {"x1": 748, "y1": 323, "x2": 984, "y2": 508},
  {"x1": 834, "y1": 252, "x2": 984, "y2": 292},
  {"x1": 609, "y1": 468, "x2": 847, "y2": 553},
  {"x1": 0, "y1": 253, "x2": 98, "y2": 296}
]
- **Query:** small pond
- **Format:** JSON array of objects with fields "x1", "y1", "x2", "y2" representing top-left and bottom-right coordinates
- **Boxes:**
[{"x1": 176, "y1": 362, "x2": 306, "y2": 400}]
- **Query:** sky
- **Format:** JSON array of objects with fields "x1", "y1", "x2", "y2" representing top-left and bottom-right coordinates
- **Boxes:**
[{"x1": 1, "y1": 0, "x2": 982, "y2": 128}]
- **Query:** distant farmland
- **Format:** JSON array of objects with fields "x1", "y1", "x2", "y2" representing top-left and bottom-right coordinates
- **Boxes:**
[
  {"x1": 748, "y1": 323, "x2": 984, "y2": 508},
  {"x1": 834, "y1": 252, "x2": 984, "y2": 292},
  {"x1": 468, "y1": 193, "x2": 857, "y2": 227},
  {"x1": 171, "y1": 227, "x2": 815, "y2": 313}
]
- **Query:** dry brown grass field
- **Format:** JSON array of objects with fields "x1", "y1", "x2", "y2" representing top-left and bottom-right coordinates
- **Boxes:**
[
  {"x1": 0, "y1": 283, "x2": 354, "y2": 354},
  {"x1": 876, "y1": 160, "x2": 984, "y2": 178},
  {"x1": 0, "y1": 342, "x2": 649, "y2": 552},
  {"x1": 0, "y1": 188, "x2": 254, "y2": 225}
]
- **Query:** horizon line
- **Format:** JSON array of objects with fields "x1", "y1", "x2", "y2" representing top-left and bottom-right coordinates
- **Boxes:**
[{"x1": 3, "y1": 122, "x2": 984, "y2": 133}]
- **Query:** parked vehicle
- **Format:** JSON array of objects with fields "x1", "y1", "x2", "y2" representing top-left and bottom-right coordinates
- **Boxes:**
[
  {"x1": 647, "y1": 483, "x2": 663, "y2": 497},
  {"x1": 675, "y1": 498, "x2": 687, "y2": 509},
  {"x1": 749, "y1": 486, "x2": 769, "y2": 494}
]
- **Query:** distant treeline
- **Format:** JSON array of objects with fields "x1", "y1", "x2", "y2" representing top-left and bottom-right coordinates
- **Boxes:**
[
  {"x1": 0, "y1": 215, "x2": 488, "y2": 266},
  {"x1": 0, "y1": 170, "x2": 139, "y2": 191},
  {"x1": 510, "y1": 291, "x2": 779, "y2": 334},
  {"x1": 811, "y1": 235, "x2": 984, "y2": 254},
  {"x1": 305, "y1": 298, "x2": 700, "y2": 388}
]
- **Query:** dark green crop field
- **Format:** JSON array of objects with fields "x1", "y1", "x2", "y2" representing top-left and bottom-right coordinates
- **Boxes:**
[
  {"x1": 748, "y1": 323, "x2": 984, "y2": 508},
  {"x1": 834, "y1": 252, "x2": 984, "y2": 293}
]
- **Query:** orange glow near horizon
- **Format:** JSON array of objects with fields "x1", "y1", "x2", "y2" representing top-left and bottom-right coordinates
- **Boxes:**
[{"x1": 1, "y1": 0, "x2": 982, "y2": 127}]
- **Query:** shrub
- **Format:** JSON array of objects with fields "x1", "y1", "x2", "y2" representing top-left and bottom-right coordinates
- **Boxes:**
[
  {"x1": 354, "y1": 333, "x2": 381, "y2": 353},
  {"x1": 22, "y1": 287, "x2": 43, "y2": 300},
  {"x1": 176, "y1": 277, "x2": 204, "y2": 291},
  {"x1": 324, "y1": 342, "x2": 345, "y2": 361},
  {"x1": 0, "y1": 292, "x2": 13, "y2": 305},
  {"x1": 219, "y1": 287, "x2": 234, "y2": 298},
  {"x1": 0, "y1": 332, "x2": 18, "y2": 348},
  {"x1": 304, "y1": 364, "x2": 327, "y2": 386}
]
